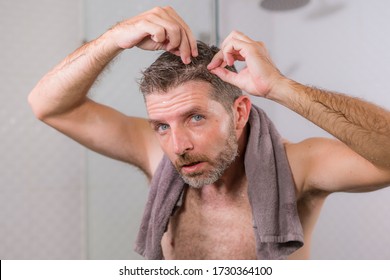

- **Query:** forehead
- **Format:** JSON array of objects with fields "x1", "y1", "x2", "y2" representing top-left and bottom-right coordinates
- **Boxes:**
[{"x1": 145, "y1": 81, "x2": 221, "y2": 118}]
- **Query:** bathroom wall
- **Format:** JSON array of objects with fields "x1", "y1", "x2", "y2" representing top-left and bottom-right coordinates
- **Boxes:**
[
  {"x1": 0, "y1": 0, "x2": 215, "y2": 261},
  {"x1": 0, "y1": 0, "x2": 85, "y2": 259}
]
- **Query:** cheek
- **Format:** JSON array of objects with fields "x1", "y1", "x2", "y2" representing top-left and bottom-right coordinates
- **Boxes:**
[
  {"x1": 156, "y1": 136, "x2": 172, "y2": 156},
  {"x1": 212, "y1": 118, "x2": 233, "y2": 139},
  {"x1": 193, "y1": 121, "x2": 231, "y2": 151}
]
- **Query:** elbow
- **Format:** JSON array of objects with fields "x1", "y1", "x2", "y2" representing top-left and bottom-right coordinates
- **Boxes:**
[{"x1": 28, "y1": 89, "x2": 50, "y2": 121}]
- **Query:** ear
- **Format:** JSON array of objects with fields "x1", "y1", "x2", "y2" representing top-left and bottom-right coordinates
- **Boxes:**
[{"x1": 233, "y1": 95, "x2": 251, "y2": 130}]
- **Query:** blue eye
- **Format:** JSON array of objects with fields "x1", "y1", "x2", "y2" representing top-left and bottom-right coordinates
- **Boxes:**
[
  {"x1": 157, "y1": 124, "x2": 170, "y2": 133},
  {"x1": 192, "y1": 115, "x2": 204, "y2": 122}
]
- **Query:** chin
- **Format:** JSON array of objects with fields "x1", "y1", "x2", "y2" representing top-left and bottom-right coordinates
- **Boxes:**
[{"x1": 182, "y1": 173, "x2": 221, "y2": 189}]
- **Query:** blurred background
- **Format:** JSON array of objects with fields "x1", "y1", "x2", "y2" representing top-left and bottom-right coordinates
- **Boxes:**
[{"x1": 1, "y1": 0, "x2": 389, "y2": 259}]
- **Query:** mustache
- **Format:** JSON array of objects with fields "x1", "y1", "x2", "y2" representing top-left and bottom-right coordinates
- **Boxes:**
[{"x1": 174, "y1": 153, "x2": 210, "y2": 169}]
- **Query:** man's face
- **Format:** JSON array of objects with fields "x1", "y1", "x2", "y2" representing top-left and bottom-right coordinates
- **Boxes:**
[{"x1": 146, "y1": 81, "x2": 238, "y2": 188}]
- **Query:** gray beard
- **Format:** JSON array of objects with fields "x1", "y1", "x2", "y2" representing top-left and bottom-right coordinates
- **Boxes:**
[{"x1": 177, "y1": 127, "x2": 239, "y2": 189}]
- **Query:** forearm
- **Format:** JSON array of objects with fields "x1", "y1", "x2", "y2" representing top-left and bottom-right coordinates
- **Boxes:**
[
  {"x1": 28, "y1": 5, "x2": 197, "y2": 120},
  {"x1": 29, "y1": 30, "x2": 122, "y2": 119},
  {"x1": 271, "y1": 79, "x2": 390, "y2": 169},
  {"x1": 208, "y1": 31, "x2": 390, "y2": 169}
]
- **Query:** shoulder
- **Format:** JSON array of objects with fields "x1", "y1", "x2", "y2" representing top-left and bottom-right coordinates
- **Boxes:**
[
  {"x1": 284, "y1": 137, "x2": 342, "y2": 161},
  {"x1": 283, "y1": 137, "x2": 342, "y2": 199},
  {"x1": 284, "y1": 137, "x2": 390, "y2": 197}
]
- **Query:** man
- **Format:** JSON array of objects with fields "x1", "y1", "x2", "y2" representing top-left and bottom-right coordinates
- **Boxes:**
[{"x1": 28, "y1": 7, "x2": 390, "y2": 259}]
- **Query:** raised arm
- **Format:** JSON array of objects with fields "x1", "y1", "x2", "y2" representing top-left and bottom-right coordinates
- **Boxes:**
[
  {"x1": 208, "y1": 31, "x2": 390, "y2": 194},
  {"x1": 28, "y1": 7, "x2": 197, "y2": 179}
]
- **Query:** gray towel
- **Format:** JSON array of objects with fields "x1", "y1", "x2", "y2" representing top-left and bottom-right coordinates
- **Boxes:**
[{"x1": 134, "y1": 104, "x2": 304, "y2": 259}]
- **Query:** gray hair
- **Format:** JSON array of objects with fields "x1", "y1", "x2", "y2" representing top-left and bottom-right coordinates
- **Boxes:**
[{"x1": 139, "y1": 41, "x2": 242, "y2": 112}]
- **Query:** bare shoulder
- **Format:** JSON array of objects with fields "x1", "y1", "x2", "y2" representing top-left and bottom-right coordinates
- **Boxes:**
[
  {"x1": 284, "y1": 137, "x2": 390, "y2": 197},
  {"x1": 284, "y1": 137, "x2": 338, "y2": 195},
  {"x1": 282, "y1": 137, "x2": 328, "y2": 199}
]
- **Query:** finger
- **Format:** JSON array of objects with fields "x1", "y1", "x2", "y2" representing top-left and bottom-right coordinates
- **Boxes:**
[
  {"x1": 220, "y1": 40, "x2": 248, "y2": 67},
  {"x1": 229, "y1": 30, "x2": 253, "y2": 43},
  {"x1": 208, "y1": 47, "x2": 244, "y2": 71},
  {"x1": 143, "y1": 13, "x2": 184, "y2": 51},
  {"x1": 134, "y1": 19, "x2": 167, "y2": 44},
  {"x1": 163, "y1": 6, "x2": 198, "y2": 57},
  {"x1": 221, "y1": 38, "x2": 251, "y2": 64},
  {"x1": 178, "y1": 28, "x2": 192, "y2": 64},
  {"x1": 207, "y1": 50, "x2": 224, "y2": 70},
  {"x1": 150, "y1": 6, "x2": 193, "y2": 63},
  {"x1": 220, "y1": 30, "x2": 253, "y2": 49},
  {"x1": 209, "y1": 67, "x2": 239, "y2": 86},
  {"x1": 217, "y1": 32, "x2": 251, "y2": 66}
]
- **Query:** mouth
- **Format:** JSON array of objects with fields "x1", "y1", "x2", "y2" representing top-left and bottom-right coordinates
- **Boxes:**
[
  {"x1": 180, "y1": 161, "x2": 205, "y2": 173},
  {"x1": 182, "y1": 161, "x2": 201, "y2": 167}
]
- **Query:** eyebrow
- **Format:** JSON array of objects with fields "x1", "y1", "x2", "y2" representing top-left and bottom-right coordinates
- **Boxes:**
[
  {"x1": 148, "y1": 106, "x2": 206, "y2": 126},
  {"x1": 148, "y1": 119, "x2": 163, "y2": 128}
]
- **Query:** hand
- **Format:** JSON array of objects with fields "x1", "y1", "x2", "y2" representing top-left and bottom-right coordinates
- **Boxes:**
[
  {"x1": 207, "y1": 31, "x2": 283, "y2": 97},
  {"x1": 109, "y1": 6, "x2": 198, "y2": 64}
]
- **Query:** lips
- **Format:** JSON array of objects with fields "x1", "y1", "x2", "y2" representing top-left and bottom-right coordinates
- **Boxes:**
[
  {"x1": 175, "y1": 154, "x2": 210, "y2": 174},
  {"x1": 180, "y1": 161, "x2": 205, "y2": 173},
  {"x1": 182, "y1": 161, "x2": 201, "y2": 168}
]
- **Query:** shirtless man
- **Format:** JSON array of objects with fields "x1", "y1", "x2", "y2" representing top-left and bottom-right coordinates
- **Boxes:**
[{"x1": 28, "y1": 7, "x2": 390, "y2": 259}]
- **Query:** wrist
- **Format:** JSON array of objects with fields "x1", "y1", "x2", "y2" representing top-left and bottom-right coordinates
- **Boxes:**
[
  {"x1": 266, "y1": 76, "x2": 299, "y2": 105},
  {"x1": 100, "y1": 28, "x2": 126, "y2": 53}
]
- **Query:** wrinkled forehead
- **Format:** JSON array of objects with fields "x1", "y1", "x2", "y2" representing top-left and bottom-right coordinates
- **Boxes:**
[{"x1": 145, "y1": 81, "x2": 215, "y2": 113}]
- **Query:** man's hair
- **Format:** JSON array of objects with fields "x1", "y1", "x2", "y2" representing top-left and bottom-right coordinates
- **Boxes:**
[{"x1": 139, "y1": 41, "x2": 242, "y2": 112}]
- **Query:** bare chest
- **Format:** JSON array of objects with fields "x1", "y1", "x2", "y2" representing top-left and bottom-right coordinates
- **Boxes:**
[
  {"x1": 160, "y1": 189, "x2": 325, "y2": 260},
  {"x1": 161, "y1": 189, "x2": 257, "y2": 260}
]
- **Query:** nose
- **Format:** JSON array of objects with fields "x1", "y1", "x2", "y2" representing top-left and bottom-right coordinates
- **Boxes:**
[{"x1": 171, "y1": 128, "x2": 194, "y2": 155}]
